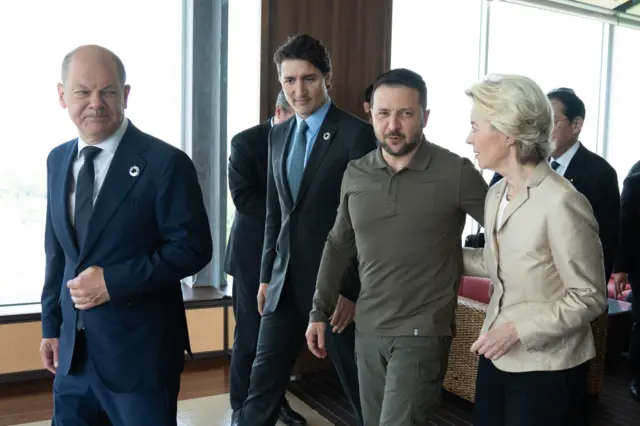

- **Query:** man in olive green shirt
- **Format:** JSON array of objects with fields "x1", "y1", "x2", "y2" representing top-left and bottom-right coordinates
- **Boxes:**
[{"x1": 306, "y1": 69, "x2": 487, "y2": 426}]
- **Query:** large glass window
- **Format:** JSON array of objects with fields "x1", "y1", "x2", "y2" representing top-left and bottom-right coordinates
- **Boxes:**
[
  {"x1": 391, "y1": 0, "x2": 483, "y2": 161},
  {"x1": 605, "y1": 26, "x2": 640, "y2": 182},
  {"x1": 487, "y1": 1, "x2": 604, "y2": 153},
  {"x1": 391, "y1": 0, "x2": 483, "y2": 236},
  {"x1": 0, "y1": 0, "x2": 183, "y2": 306},
  {"x1": 225, "y1": 0, "x2": 262, "y2": 243}
]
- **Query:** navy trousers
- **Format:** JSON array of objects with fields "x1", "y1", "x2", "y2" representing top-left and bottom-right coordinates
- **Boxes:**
[{"x1": 52, "y1": 331, "x2": 180, "y2": 426}]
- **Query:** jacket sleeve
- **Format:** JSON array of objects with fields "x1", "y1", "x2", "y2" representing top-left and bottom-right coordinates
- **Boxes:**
[
  {"x1": 228, "y1": 131, "x2": 266, "y2": 218},
  {"x1": 41, "y1": 153, "x2": 65, "y2": 338}
]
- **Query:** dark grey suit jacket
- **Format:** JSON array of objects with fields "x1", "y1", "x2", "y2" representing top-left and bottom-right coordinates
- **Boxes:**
[{"x1": 260, "y1": 103, "x2": 377, "y2": 315}]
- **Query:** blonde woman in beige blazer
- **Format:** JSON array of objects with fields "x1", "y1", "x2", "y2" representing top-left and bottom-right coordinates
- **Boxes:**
[{"x1": 462, "y1": 74, "x2": 607, "y2": 426}]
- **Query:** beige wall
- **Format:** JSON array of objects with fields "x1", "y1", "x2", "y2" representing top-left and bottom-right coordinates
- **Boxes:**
[{"x1": 0, "y1": 307, "x2": 231, "y2": 375}]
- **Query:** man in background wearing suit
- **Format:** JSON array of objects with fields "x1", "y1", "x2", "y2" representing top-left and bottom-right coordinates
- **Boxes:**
[
  {"x1": 489, "y1": 88, "x2": 619, "y2": 281},
  {"x1": 236, "y1": 34, "x2": 377, "y2": 426},
  {"x1": 40, "y1": 45, "x2": 212, "y2": 425},
  {"x1": 363, "y1": 83, "x2": 373, "y2": 119},
  {"x1": 612, "y1": 172, "x2": 640, "y2": 401},
  {"x1": 225, "y1": 91, "x2": 306, "y2": 425}
]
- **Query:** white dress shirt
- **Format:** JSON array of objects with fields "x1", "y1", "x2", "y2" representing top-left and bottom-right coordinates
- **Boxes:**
[
  {"x1": 68, "y1": 118, "x2": 129, "y2": 225},
  {"x1": 549, "y1": 141, "x2": 580, "y2": 177}
]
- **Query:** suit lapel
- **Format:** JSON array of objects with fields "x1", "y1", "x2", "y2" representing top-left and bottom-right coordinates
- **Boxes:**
[
  {"x1": 276, "y1": 119, "x2": 295, "y2": 209},
  {"x1": 496, "y1": 187, "x2": 529, "y2": 233},
  {"x1": 295, "y1": 105, "x2": 340, "y2": 204},
  {"x1": 55, "y1": 141, "x2": 80, "y2": 258},
  {"x1": 78, "y1": 124, "x2": 148, "y2": 264},
  {"x1": 562, "y1": 144, "x2": 586, "y2": 187},
  {"x1": 485, "y1": 184, "x2": 502, "y2": 274}
]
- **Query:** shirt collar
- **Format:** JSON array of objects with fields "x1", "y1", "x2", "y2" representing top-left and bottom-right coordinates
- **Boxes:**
[
  {"x1": 372, "y1": 135, "x2": 431, "y2": 170},
  {"x1": 551, "y1": 141, "x2": 580, "y2": 168},
  {"x1": 295, "y1": 97, "x2": 331, "y2": 133},
  {"x1": 77, "y1": 117, "x2": 129, "y2": 158}
]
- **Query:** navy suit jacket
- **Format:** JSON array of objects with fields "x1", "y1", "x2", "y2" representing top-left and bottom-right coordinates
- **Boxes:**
[{"x1": 41, "y1": 121, "x2": 212, "y2": 392}]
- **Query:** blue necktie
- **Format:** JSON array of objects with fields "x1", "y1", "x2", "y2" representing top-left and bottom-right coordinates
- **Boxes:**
[
  {"x1": 551, "y1": 160, "x2": 560, "y2": 171},
  {"x1": 74, "y1": 145, "x2": 101, "y2": 330},
  {"x1": 288, "y1": 120, "x2": 309, "y2": 201}
]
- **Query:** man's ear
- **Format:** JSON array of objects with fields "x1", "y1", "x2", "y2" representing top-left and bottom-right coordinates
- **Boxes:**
[
  {"x1": 57, "y1": 83, "x2": 67, "y2": 109},
  {"x1": 123, "y1": 84, "x2": 131, "y2": 109},
  {"x1": 572, "y1": 116, "x2": 584, "y2": 135},
  {"x1": 324, "y1": 72, "x2": 332, "y2": 91}
]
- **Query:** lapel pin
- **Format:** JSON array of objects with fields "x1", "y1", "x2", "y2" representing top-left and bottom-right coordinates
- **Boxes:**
[
  {"x1": 323, "y1": 132, "x2": 330, "y2": 140},
  {"x1": 129, "y1": 166, "x2": 140, "y2": 177}
]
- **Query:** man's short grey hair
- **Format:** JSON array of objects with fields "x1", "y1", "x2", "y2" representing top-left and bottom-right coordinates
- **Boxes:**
[
  {"x1": 275, "y1": 90, "x2": 291, "y2": 112},
  {"x1": 61, "y1": 45, "x2": 127, "y2": 86}
]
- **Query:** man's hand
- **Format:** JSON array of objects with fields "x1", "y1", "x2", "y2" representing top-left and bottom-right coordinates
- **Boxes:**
[
  {"x1": 67, "y1": 266, "x2": 110, "y2": 310},
  {"x1": 612, "y1": 272, "x2": 628, "y2": 299},
  {"x1": 40, "y1": 338, "x2": 59, "y2": 374},
  {"x1": 306, "y1": 322, "x2": 327, "y2": 359},
  {"x1": 329, "y1": 295, "x2": 355, "y2": 333},
  {"x1": 470, "y1": 322, "x2": 520, "y2": 361},
  {"x1": 257, "y1": 283, "x2": 268, "y2": 316}
]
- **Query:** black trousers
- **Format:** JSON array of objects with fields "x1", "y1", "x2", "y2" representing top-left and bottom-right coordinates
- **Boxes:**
[
  {"x1": 630, "y1": 277, "x2": 640, "y2": 381},
  {"x1": 229, "y1": 275, "x2": 286, "y2": 411},
  {"x1": 474, "y1": 356, "x2": 588, "y2": 426},
  {"x1": 237, "y1": 291, "x2": 363, "y2": 426}
]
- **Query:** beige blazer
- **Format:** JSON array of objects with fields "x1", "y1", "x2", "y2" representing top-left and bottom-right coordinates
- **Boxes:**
[{"x1": 463, "y1": 161, "x2": 607, "y2": 373}]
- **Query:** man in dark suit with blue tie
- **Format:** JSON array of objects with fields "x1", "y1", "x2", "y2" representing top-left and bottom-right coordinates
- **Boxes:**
[
  {"x1": 39, "y1": 45, "x2": 212, "y2": 426},
  {"x1": 225, "y1": 91, "x2": 307, "y2": 425},
  {"x1": 236, "y1": 34, "x2": 377, "y2": 426}
]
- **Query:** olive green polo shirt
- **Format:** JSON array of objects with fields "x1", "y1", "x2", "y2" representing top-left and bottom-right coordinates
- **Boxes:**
[{"x1": 310, "y1": 140, "x2": 488, "y2": 336}]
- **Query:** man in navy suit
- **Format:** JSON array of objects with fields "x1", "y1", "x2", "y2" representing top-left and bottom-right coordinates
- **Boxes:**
[{"x1": 39, "y1": 45, "x2": 212, "y2": 425}]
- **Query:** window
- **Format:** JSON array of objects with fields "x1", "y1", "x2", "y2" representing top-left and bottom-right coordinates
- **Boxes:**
[
  {"x1": 0, "y1": 0, "x2": 183, "y2": 306},
  {"x1": 487, "y1": 1, "x2": 604, "y2": 153},
  {"x1": 225, "y1": 1, "x2": 262, "y2": 241},
  {"x1": 391, "y1": 0, "x2": 483, "y2": 161},
  {"x1": 605, "y1": 26, "x2": 640, "y2": 182},
  {"x1": 391, "y1": 0, "x2": 483, "y2": 236}
]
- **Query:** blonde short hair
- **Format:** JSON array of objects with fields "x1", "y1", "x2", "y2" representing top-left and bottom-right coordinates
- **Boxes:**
[{"x1": 465, "y1": 74, "x2": 553, "y2": 165}]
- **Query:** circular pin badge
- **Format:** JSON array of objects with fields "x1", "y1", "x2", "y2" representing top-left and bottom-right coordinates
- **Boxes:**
[
  {"x1": 129, "y1": 166, "x2": 140, "y2": 177},
  {"x1": 323, "y1": 132, "x2": 330, "y2": 140}
]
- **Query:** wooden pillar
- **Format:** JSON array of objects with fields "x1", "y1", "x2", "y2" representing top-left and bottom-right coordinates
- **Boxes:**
[{"x1": 260, "y1": 0, "x2": 393, "y2": 122}]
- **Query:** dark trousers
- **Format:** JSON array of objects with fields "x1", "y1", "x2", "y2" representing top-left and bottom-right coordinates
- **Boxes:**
[
  {"x1": 355, "y1": 331, "x2": 451, "y2": 426},
  {"x1": 229, "y1": 275, "x2": 285, "y2": 410},
  {"x1": 237, "y1": 295, "x2": 363, "y2": 426},
  {"x1": 52, "y1": 331, "x2": 180, "y2": 426},
  {"x1": 630, "y1": 278, "x2": 640, "y2": 381},
  {"x1": 474, "y1": 356, "x2": 588, "y2": 426}
]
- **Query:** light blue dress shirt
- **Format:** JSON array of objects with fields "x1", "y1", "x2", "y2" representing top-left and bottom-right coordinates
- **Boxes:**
[{"x1": 286, "y1": 97, "x2": 332, "y2": 174}]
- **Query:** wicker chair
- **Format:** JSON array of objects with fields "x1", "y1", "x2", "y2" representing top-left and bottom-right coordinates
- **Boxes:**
[{"x1": 443, "y1": 296, "x2": 608, "y2": 402}]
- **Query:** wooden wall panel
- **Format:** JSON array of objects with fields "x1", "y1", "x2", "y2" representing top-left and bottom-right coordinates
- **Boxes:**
[
  {"x1": 0, "y1": 322, "x2": 43, "y2": 374},
  {"x1": 260, "y1": 0, "x2": 393, "y2": 122},
  {"x1": 186, "y1": 308, "x2": 225, "y2": 353},
  {"x1": 1, "y1": 307, "x2": 227, "y2": 376}
]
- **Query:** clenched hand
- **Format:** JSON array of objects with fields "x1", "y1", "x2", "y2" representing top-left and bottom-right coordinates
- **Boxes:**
[{"x1": 67, "y1": 266, "x2": 110, "y2": 310}]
